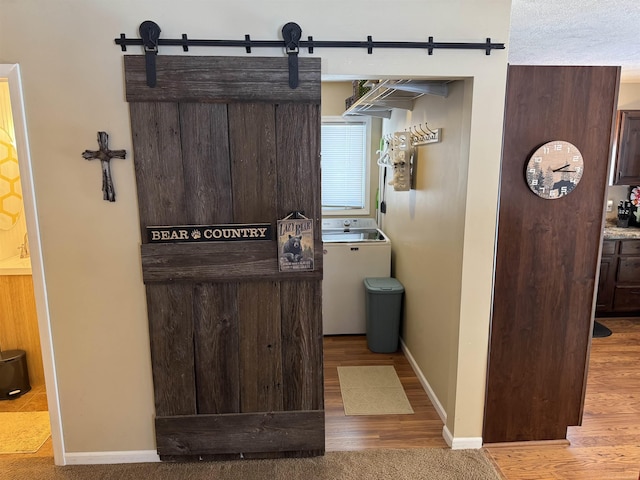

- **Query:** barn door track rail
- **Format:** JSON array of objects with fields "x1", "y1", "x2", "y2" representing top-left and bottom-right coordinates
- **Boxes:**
[{"x1": 115, "y1": 21, "x2": 506, "y2": 89}]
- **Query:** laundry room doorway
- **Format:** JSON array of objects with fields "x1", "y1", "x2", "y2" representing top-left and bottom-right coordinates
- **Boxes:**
[{"x1": 319, "y1": 80, "x2": 447, "y2": 450}]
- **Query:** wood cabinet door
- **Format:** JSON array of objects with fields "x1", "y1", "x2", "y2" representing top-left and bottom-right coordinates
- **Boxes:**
[
  {"x1": 614, "y1": 110, "x2": 640, "y2": 185},
  {"x1": 124, "y1": 56, "x2": 324, "y2": 460},
  {"x1": 596, "y1": 240, "x2": 617, "y2": 313},
  {"x1": 596, "y1": 255, "x2": 615, "y2": 312}
]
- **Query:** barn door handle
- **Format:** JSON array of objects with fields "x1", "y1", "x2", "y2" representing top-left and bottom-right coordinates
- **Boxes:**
[
  {"x1": 282, "y1": 22, "x2": 302, "y2": 89},
  {"x1": 139, "y1": 20, "x2": 161, "y2": 88}
]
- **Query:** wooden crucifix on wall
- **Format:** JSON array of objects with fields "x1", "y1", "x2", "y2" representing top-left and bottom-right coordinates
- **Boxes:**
[{"x1": 82, "y1": 131, "x2": 126, "y2": 202}]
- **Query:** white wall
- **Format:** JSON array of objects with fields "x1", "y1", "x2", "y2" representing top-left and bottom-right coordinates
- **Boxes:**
[
  {"x1": 617, "y1": 82, "x2": 640, "y2": 109},
  {"x1": 381, "y1": 79, "x2": 471, "y2": 429},
  {"x1": 0, "y1": 0, "x2": 511, "y2": 459},
  {"x1": 321, "y1": 82, "x2": 353, "y2": 117}
]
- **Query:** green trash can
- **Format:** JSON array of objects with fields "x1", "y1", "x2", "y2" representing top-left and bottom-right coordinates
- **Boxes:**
[{"x1": 364, "y1": 277, "x2": 404, "y2": 353}]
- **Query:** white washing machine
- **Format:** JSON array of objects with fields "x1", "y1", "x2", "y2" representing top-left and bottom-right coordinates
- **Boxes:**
[{"x1": 322, "y1": 218, "x2": 391, "y2": 335}]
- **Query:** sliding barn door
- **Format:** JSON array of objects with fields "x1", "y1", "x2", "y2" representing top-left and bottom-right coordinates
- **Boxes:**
[{"x1": 124, "y1": 56, "x2": 323, "y2": 460}]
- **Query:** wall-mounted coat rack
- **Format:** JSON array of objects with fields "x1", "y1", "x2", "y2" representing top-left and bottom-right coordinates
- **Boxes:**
[
  {"x1": 378, "y1": 125, "x2": 441, "y2": 191},
  {"x1": 381, "y1": 124, "x2": 441, "y2": 148},
  {"x1": 115, "y1": 21, "x2": 505, "y2": 89},
  {"x1": 407, "y1": 123, "x2": 441, "y2": 146}
]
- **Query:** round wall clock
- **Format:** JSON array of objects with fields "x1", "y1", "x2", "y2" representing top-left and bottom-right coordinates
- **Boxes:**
[{"x1": 525, "y1": 140, "x2": 584, "y2": 199}]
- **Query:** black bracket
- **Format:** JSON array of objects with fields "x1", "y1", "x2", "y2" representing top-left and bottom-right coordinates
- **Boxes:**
[
  {"x1": 116, "y1": 21, "x2": 506, "y2": 89},
  {"x1": 286, "y1": 210, "x2": 306, "y2": 220},
  {"x1": 282, "y1": 22, "x2": 302, "y2": 89},
  {"x1": 139, "y1": 21, "x2": 161, "y2": 88}
]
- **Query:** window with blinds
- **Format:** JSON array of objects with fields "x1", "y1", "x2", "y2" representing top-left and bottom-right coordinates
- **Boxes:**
[{"x1": 321, "y1": 117, "x2": 370, "y2": 212}]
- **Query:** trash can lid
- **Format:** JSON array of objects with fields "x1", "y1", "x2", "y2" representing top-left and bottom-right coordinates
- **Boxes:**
[
  {"x1": 364, "y1": 277, "x2": 404, "y2": 294},
  {"x1": 0, "y1": 349, "x2": 26, "y2": 361}
]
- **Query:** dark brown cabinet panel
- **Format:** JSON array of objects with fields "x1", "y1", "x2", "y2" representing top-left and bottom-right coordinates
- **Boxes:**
[
  {"x1": 618, "y1": 256, "x2": 640, "y2": 283},
  {"x1": 597, "y1": 238, "x2": 640, "y2": 314},
  {"x1": 596, "y1": 250, "x2": 616, "y2": 312},
  {"x1": 602, "y1": 240, "x2": 617, "y2": 255},
  {"x1": 620, "y1": 239, "x2": 640, "y2": 254},
  {"x1": 613, "y1": 286, "x2": 640, "y2": 311},
  {"x1": 613, "y1": 110, "x2": 640, "y2": 185}
]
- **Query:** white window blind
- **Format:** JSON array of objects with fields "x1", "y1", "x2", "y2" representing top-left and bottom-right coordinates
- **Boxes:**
[{"x1": 321, "y1": 120, "x2": 367, "y2": 209}]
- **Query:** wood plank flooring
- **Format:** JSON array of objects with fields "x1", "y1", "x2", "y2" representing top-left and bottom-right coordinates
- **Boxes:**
[
  {"x1": 324, "y1": 335, "x2": 447, "y2": 451},
  {"x1": 486, "y1": 317, "x2": 640, "y2": 480},
  {"x1": 2, "y1": 319, "x2": 639, "y2": 480}
]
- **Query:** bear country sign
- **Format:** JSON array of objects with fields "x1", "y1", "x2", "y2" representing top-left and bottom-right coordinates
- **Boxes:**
[
  {"x1": 277, "y1": 216, "x2": 314, "y2": 272},
  {"x1": 146, "y1": 223, "x2": 273, "y2": 243}
]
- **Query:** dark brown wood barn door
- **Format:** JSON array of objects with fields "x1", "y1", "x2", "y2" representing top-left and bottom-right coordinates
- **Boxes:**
[{"x1": 124, "y1": 56, "x2": 323, "y2": 460}]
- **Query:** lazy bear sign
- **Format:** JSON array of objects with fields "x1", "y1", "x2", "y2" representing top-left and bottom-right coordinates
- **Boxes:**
[{"x1": 277, "y1": 216, "x2": 314, "y2": 272}]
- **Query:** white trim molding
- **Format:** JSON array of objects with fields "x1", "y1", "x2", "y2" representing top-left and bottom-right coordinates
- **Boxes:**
[
  {"x1": 64, "y1": 450, "x2": 160, "y2": 465},
  {"x1": 443, "y1": 425, "x2": 483, "y2": 450},
  {"x1": 400, "y1": 338, "x2": 447, "y2": 424},
  {"x1": 401, "y1": 338, "x2": 483, "y2": 450},
  {"x1": 0, "y1": 63, "x2": 65, "y2": 465}
]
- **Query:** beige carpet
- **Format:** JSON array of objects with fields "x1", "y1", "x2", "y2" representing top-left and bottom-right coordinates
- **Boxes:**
[
  {"x1": 1, "y1": 448, "x2": 502, "y2": 480},
  {"x1": 0, "y1": 411, "x2": 51, "y2": 454},
  {"x1": 337, "y1": 365, "x2": 414, "y2": 415}
]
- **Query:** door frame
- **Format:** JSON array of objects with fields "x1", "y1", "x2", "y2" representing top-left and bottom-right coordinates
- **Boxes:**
[{"x1": 1, "y1": 64, "x2": 65, "y2": 465}]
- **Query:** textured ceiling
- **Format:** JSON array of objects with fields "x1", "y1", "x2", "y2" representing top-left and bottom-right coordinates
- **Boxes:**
[{"x1": 509, "y1": 0, "x2": 640, "y2": 82}]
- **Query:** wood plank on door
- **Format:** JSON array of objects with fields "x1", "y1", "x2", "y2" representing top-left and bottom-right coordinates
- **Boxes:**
[
  {"x1": 126, "y1": 55, "x2": 324, "y2": 460},
  {"x1": 146, "y1": 283, "x2": 196, "y2": 416}
]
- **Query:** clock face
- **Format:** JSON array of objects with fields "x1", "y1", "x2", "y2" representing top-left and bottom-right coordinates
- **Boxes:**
[{"x1": 525, "y1": 140, "x2": 584, "y2": 199}]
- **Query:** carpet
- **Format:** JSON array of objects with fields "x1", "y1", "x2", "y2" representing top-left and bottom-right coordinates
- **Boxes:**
[
  {"x1": 1, "y1": 448, "x2": 503, "y2": 480},
  {"x1": 337, "y1": 365, "x2": 414, "y2": 415},
  {"x1": 0, "y1": 411, "x2": 50, "y2": 454}
]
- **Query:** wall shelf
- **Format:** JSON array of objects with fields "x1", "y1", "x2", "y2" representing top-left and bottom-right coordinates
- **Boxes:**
[{"x1": 343, "y1": 79, "x2": 449, "y2": 118}]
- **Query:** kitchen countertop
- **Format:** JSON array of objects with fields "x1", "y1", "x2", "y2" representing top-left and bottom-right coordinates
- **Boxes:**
[{"x1": 603, "y1": 219, "x2": 640, "y2": 240}]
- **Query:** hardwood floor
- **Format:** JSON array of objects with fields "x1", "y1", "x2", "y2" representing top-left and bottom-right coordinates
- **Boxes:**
[
  {"x1": 486, "y1": 318, "x2": 640, "y2": 480},
  {"x1": 3, "y1": 319, "x2": 639, "y2": 480},
  {"x1": 326, "y1": 322, "x2": 640, "y2": 480},
  {"x1": 324, "y1": 335, "x2": 447, "y2": 451}
]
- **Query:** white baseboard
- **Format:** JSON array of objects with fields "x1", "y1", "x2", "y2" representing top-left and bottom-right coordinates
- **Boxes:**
[
  {"x1": 401, "y1": 338, "x2": 483, "y2": 450},
  {"x1": 64, "y1": 450, "x2": 160, "y2": 465},
  {"x1": 443, "y1": 424, "x2": 454, "y2": 447},
  {"x1": 443, "y1": 425, "x2": 483, "y2": 450},
  {"x1": 400, "y1": 338, "x2": 447, "y2": 424},
  {"x1": 63, "y1": 339, "x2": 478, "y2": 464}
]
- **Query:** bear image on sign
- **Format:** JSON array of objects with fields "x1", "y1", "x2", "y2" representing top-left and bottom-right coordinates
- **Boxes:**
[
  {"x1": 282, "y1": 235, "x2": 304, "y2": 262},
  {"x1": 277, "y1": 217, "x2": 314, "y2": 272}
]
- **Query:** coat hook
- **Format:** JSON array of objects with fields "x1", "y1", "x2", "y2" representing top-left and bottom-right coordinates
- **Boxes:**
[{"x1": 424, "y1": 122, "x2": 436, "y2": 134}]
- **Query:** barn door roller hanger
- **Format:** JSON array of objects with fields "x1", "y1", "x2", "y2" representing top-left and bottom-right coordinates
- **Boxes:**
[{"x1": 116, "y1": 21, "x2": 505, "y2": 89}]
